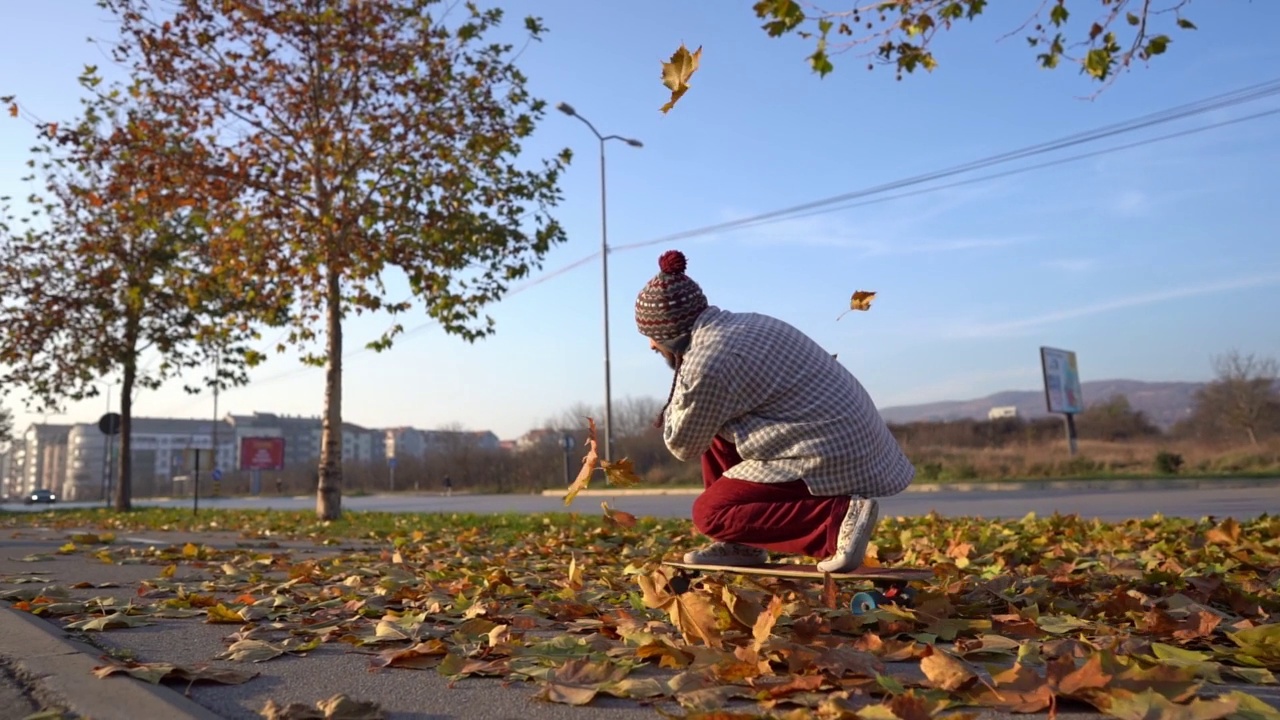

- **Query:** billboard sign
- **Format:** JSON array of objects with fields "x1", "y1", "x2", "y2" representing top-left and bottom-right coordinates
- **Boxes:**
[
  {"x1": 239, "y1": 437, "x2": 286, "y2": 471},
  {"x1": 1040, "y1": 347, "x2": 1084, "y2": 415}
]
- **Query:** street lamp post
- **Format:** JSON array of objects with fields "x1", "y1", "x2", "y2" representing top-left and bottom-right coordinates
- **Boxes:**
[{"x1": 556, "y1": 102, "x2": 642, "y2": 464}]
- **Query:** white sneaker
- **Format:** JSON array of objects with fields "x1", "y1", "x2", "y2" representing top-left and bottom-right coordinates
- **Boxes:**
[
  {"x1": 816, "y1": 498, "x2": 879, "y2": 573},
  {"x1": 683, "y1": 541, "x2": 767, "y2": 566}
]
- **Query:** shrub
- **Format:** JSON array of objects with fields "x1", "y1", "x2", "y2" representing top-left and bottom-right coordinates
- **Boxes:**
[{"x1": 1154, "y1": 450, "x2": 1184, "y2": 475}]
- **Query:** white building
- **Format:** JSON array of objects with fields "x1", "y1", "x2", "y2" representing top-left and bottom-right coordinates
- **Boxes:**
[
  {"x1": 987, "y1": 406, "x2": 1019, "y2": 420},
  {"x1": 64, "y1": 418, "x2": 237, "y2": 501},
  {"x1": 13, "y1": 424, "x2": 72, "y2": 498}
]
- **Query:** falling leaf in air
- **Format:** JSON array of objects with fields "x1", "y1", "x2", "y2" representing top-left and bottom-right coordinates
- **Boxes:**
[
  {"x1": 564, "y1": 418, "x2": 643, "y2": 505},
  {"x1": 660, "y1": 43, "x2": 702, "y2": 114},
  {"x1": 837, "y1": 290, "x2": 876, "y2": 320}
]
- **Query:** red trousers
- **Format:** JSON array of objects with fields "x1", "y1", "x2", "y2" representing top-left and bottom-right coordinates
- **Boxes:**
[{"x1": 692, "y1": 436, "x2": 851, "y2": 558}]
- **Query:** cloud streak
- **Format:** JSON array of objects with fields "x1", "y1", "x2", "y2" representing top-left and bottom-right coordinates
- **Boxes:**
[{"x1": 948, "y1": 272, "x2": 1280, "y2": 338}]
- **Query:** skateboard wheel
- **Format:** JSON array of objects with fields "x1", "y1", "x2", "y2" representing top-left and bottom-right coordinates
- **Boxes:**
[
  {"x1": 850, "y1": 591, "x2": 879, "y2": 615},
  {"x1": 897, "y1": 586, "x2": 917, "y2": 607},
  {"x1": 668, "y1": 575, "x2": 693, "y2": 595}
]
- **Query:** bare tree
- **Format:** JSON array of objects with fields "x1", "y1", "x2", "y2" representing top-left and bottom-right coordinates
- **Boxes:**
[
  {"x1": 613, "y1": 396, "x2": 666, "y2": 439},
  {"x1": 1193, "y1": 350, "x2": 1280, "y2": 446}
]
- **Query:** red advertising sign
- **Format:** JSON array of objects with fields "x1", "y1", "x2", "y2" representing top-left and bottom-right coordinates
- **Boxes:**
[{"x1": 239, "y1": 437, "x2": 285, "y2": 471}]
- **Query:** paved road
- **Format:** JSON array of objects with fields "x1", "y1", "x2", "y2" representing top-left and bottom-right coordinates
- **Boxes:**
[{"x1": 4, "y1": 483, "x2": 1274, "y2": 521}]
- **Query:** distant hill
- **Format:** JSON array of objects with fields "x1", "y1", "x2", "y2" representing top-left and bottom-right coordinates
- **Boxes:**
[{"x1": 878, "y1": 380, "x2": 1205, "y2": 430}]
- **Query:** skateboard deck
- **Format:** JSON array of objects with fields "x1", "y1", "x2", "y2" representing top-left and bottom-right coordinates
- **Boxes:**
[
  {"x1": 661, "y1": 561, "x2": 933, "y2": 614},
  {"x1": 662, "y1": 561, "x2": 932, "y2": 583}
]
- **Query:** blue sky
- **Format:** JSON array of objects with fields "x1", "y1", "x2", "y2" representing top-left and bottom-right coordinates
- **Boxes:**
[{"x1": 3, "y1": 1, "x2": 1279, "y2": 441}]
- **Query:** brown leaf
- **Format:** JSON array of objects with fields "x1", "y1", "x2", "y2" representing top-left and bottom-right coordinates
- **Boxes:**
[
  {"x1": 563, "y1": 418, "x2": 600, "y2": 505},
  {"x1": 1205, "y1": 517, "x2": 1241, "y2": 545},
  {"x1": 810, "y1": 645, "x2": 883, "y2": 678},
  {"x1": 919, "y1": 645, "x2": 979, "y2": 692},
  {"x1": 1093, "y1": 688, "x2": 1239, "y2": 720},
  {"x1": 93, "y1": 660, "x2": 256, "y2": 685},
  {"x1": 837, "y1": 290, "x2": 877, "y2": 320},
  {"x1": 962, "y1": 662, "x2": 1053, "y2": 713},
  {"x1": 368, "y1": 639, "x2": 448, "y2": 670},
  {"x1": 601, "y1": 458, "x2": 643, "y2": 488},
  {"x1": 751, "y1": 594, "x2": 783, "y2": 652},
  {"x1": 1047, "y1": 652, "x2": 1113, "y2": 703},
  {"x1": 260, "y1": 694, "x2": 386, "y2": 720},
  {"x1": 600, "y1": 502, "x2": 638, "y2": 528},
  {"x1": 635, "y1": 641, "x2": 692, "y2": 669},
  {"x1": 750, "y1": 673, "x2": 825, "y2": 699},
  {"x1": 659, "y1": 43, "x2": 702, "y2": 113}
]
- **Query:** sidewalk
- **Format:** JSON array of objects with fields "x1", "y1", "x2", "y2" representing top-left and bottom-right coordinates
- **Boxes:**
[{"x1": 1, "y1": 524, "x2": 1277, "y2": 720}]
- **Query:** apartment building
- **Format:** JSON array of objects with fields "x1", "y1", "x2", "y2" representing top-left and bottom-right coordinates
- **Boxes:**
[
  {"x1": 0, "y1": 448, "x2": 12, "y2": 499},
  {"x1": 63, "y1": 418, "x2": 237, "y2": 501},
  {"x1": 227, "y1": 413, "x2": 385, "y2": 466},
  {"x1": 384, "y1": 427, "x2": 501, "y2": 461},
  {"x1": 11, "y1": 424, "x2": 72, "y2": 498},
  {"x1": 10, "y1": 413, "x2": 504, "y2": 500}
]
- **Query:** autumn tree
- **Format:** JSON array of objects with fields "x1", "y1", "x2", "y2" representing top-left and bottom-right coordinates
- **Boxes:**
[
  {"x1": 101, "y1": 0, "x2": 570, "y2": 519},
  {"x1": 753, "y1": 0, "x2": 1200, "y2": 86},
  {"x1": 0, "y1": 79, "x2": 263, "y2": 511},
  {"x1": 1076, "y1": 394, "x2": 1161, "y2": 442},
  {"x1": 0, "y1": 400, "x2": 12, "y2": 450},
  {"x1": 1186, "y1": 350, "x2": 1280, "y2": 446}
]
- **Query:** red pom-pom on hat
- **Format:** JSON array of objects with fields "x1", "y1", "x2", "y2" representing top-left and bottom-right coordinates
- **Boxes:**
[{"x1": 658, "y1": 250, "x2": 687, "y2": 275}]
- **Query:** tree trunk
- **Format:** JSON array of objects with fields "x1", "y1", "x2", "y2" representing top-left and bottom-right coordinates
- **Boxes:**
[
  {"x1": 116, "y1": 354, "x2": 135, "y2": 512},
  {"x1": 316, "y1": 265, "x2": 343, "y2": 520},
  {"x1": 1246, "y1": 425, "x2": 1258, "y2": 447}
]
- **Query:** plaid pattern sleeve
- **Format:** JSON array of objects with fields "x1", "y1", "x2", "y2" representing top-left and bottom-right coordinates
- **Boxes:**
[
  {"x1": 664, "y1": 306, "x2": 916, "y2": 498},
  {"x1": 663, "y1": 359, "x2": 739, "y2": 462}
]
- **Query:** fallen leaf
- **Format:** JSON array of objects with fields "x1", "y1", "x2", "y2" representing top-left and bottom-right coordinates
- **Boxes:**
[
  {"x1": 94, "y1": 660, "x2": 256, "y2": 685},
  {"x1": 260, "y1": 693, "x2": 385, "y2": 719}
]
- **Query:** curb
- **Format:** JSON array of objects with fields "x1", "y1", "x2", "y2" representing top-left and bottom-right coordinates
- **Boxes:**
[
  {"x1": 0, "y1": 604, "x2": 221, "y2": 720},
  {"x1": 538, "y1": 476, "x2": 1279, "y2": 498}
]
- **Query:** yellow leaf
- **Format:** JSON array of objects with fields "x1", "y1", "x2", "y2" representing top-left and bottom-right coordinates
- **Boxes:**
[
  {"x1": 837, "y1": 290, "x2": 877, "y2": 320},
  {"x1": 601, "y1": 457, "x2": 642, "y2": 488},
  {"x1": 660, "y1": 43, "x2": 702, "y2": 114},
  {"x1": 161, "y1": 564, "x2": 176, "y2": 578},
  {"x1": 7, "y1": 103, "x2": 16, "y2": 118},
  {"x1": 205, "y1": 603, "x2": 245, "y2": 624},
  {"x1": 182, "y1": 542, "x2": 199, "y2": 558}
]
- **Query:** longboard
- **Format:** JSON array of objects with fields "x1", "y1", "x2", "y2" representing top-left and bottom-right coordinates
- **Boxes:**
[
  {"x1": 662, "y1": 561, "x2": 932, "y2": 583},
  {"x1": 661, "y1": 560, "x2": 934, "y2": 615}
]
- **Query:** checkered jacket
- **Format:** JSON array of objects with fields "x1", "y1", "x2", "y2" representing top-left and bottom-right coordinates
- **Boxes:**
[{"x1": 663, "y1": 306, "x2": 915, "y2": 498}]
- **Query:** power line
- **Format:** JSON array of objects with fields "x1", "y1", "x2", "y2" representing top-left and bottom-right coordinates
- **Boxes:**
[
  {"x1": 612, "y1": 77, "x2": 1280, "y2": 252},
  {"x1": 159, "y1": 78, "x2": 1280, "y2": 410}
]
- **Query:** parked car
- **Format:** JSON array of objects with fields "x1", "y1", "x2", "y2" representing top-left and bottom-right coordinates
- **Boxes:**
[{"x1": 24, "y1": 489, "x2": 56, "y2": 505}]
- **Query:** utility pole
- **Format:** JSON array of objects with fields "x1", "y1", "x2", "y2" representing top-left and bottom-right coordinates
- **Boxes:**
[{"x1": 556, "y1": 102, "x2": 643, "y2": 462}]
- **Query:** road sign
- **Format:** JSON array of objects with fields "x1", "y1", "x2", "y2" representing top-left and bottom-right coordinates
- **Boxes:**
[
  {"x1": 388, "y1": 456, "x2": 397, "y2": 468},
  {"x1": 562, "y1": 434, "x2": 574, "y2": 452},
  {"x1": 97, "y1": 412, "x2": 122, "y2": 436},
  {"x1": 211, "y1": 468, "x2": 223, "y2": 482}
]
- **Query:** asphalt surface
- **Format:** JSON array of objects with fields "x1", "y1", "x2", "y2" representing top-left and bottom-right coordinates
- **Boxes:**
[
  {"x1": 1, "y1": 484, "x2": 1277, "y2": 719},
  {"x1": 6, "y1": 479, "x2": 1275, "y2": 522}
]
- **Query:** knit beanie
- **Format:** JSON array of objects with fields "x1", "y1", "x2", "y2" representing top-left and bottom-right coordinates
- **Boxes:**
[{"x1": 635, "y1": 250, "x2": 708, "y2": 342}]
